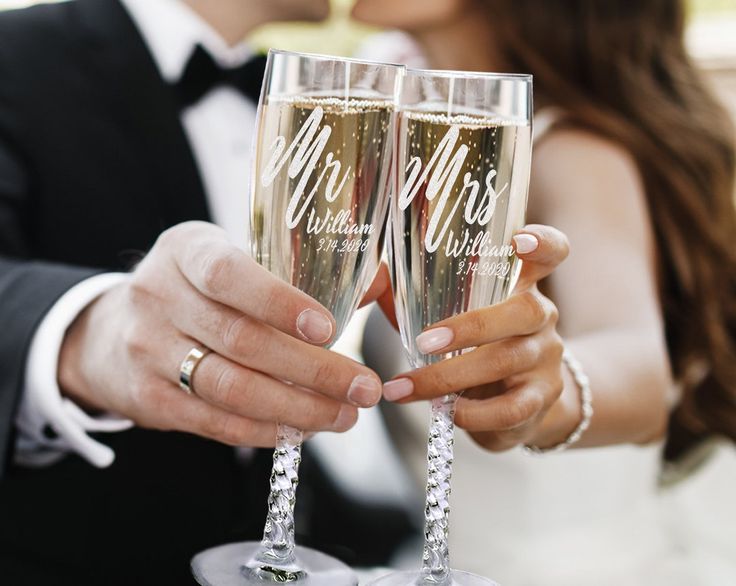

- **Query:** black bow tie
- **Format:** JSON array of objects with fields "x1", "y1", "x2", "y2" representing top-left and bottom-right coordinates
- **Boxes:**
[{"x1": 173, "y1": 45, "x2": 267, "y2": 108}]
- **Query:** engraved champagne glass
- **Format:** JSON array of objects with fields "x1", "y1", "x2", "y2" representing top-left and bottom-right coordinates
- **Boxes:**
[
  {"x1": 369, "y1": 68, "x2": 533, "y2": 586},
  {"x1": 191, "y1": 49, "x2": 403, "y2": 586}
]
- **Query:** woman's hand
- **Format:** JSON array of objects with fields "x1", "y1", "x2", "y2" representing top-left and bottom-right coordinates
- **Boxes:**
[
  {"x1": 58, "y1": 221, "x2": 383, "y2": 447},
  {"x1": 382, "y1": 224, "x2": 574, "y2": 452}
]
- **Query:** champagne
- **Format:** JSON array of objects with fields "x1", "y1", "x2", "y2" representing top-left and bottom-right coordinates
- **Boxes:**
[
  {"x1": 391, "y1": 111, "x2": 532, "y2": 366},
  {"x1": 251, "y1": 97, "x2": 394, "y2": 338}
]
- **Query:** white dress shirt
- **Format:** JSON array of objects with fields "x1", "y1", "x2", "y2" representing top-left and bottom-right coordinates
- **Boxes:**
[
  {"x1": 14, "y1": 0, "x2": 258, "y2": 467},
  {"x1": 13, "y1": 7, "x2": 415, "y2": 522}
]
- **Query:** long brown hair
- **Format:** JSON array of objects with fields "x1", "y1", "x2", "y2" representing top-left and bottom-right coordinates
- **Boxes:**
[{"x1": 480, "y1": 0, "x2": 736, "y2": 454}]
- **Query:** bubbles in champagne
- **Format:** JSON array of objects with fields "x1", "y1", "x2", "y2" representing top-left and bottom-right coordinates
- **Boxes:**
[
  {"x1": 251, "y1": 97, "x2": 394, "y2": 341},
  {"x1": 391, "y1": 110, "x2": 532, "y2": 367}
]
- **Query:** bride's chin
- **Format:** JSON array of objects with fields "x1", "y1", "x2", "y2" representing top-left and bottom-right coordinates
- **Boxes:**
[
  {"x1": 349, "y1": 0, "x2": 379, "y2": 25},
  {"x1": 350, "y1": 0, "x2": 465, "y2": 31},
  {"x1": 350, "y1": 0, "x2": 405, "y2": 28}
]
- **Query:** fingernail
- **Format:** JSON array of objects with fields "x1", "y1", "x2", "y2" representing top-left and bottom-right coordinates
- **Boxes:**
[
  {"x1": 513, "y1": 233, "x2": 539, "y2": 254},
  {"x1": 332, "y1": 405, "x2": 357, "y2": 431},
  {"x1": 416, "y1": 327, "x2": 454, "y2": 354},
  {"x1": 383, "y1": 378, "x2": 414, "y2": 402},
  {"x1": 296, "y1": 309, "x2": 333, "y2": 344},
  {"x1": 347, "y1": 374, "x2": 382, "y2": 407}
]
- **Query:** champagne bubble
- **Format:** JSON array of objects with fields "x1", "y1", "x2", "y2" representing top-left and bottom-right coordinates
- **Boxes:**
[{"x1": 393, "y1": 109, "x2": 530, "y2": 365}]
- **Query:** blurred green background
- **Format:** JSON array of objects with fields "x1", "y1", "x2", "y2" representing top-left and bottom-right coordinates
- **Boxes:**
[
  {"x1": 249, "y1": 0, "x2": 374, "y2": 56},
  {"x1": 0, "y1": 0, "x2": 734, "y2": 58},
  {"x1": 248, "y1": 0, "x2": 736, "y2": 56}
]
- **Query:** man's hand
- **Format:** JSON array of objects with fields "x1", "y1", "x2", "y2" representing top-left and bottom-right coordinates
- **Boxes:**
[{"x1": 58, "y1": 221, "x2": 383, "y2": 447}]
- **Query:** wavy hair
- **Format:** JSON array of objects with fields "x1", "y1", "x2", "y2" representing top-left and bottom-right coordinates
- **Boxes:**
[{"x1": 480, "y1": 0, "x2": 736, "y2": 456}]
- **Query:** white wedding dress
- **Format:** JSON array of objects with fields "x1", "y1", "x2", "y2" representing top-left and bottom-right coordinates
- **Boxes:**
[
  {"x1": 320, "y1": 31, "x2": 736, "y2": 586},
  {"x1": 358, "y1": 301, "x2": 736, "y2": 586}
]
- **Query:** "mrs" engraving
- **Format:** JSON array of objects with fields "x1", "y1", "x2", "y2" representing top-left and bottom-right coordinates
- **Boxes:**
[{"x1": 399, "y1": 125, "x2": 509, "y2": 254}]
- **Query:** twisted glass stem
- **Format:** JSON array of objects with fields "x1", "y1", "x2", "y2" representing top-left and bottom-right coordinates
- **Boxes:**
[
  {"x1": 420, "y1": 393, "x2": 458, "y2": 585},
  {"x1": 257, "y1": 424, "x2": 304, "y2": 567}
]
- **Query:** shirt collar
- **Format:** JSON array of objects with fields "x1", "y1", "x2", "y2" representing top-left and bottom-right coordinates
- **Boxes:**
[{"x1": 119, "y1": 0, "x2": 255, "y2": 83}]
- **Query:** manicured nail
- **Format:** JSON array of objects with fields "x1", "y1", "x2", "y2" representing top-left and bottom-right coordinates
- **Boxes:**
[
  {"x1": 513, "y1": 233, "x2": 539, "y2": 254},
  {"x1": 383, "y1": 378, "x2": 414, "y2": 402},
  {"x1": 332, "y1": 405, "x2": 357, "y2": 431},
  {"x1": 296, "y1": 309, "x2": 333, "y2": 343},
  {"x1": 416, "y1": 327, "x2": 454, "y2": 354},
  {"x1": 347, "y1": 374, "x2": 382, "y2": 407}
]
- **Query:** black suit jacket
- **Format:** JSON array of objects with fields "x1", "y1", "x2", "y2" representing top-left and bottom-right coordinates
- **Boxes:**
[{"x1": 0, "y1": 1, "x2": 414, "y2": 584}]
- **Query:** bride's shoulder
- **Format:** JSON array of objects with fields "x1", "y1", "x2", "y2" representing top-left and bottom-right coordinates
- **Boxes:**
[
  {"x1": 536, "y1": 126, "x2": 637, "y2": 175},
  {"x1": 530, "y1": 115, "x2": 644, "y2": 217}
]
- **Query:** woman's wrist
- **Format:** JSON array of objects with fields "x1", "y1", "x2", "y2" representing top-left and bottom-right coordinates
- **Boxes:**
[{"x1": 528, "y1": 364, "x2": 583, "y2": 449}]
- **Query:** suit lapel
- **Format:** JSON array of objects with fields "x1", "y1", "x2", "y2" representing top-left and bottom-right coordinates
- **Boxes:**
[{"x1": 71, "y1": 0, "x2": 211, "y2": 229}]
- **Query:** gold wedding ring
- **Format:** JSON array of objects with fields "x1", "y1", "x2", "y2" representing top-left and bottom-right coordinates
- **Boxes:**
[{"x1": 179, "y1": 346, "x2": 210, "y2": 395}]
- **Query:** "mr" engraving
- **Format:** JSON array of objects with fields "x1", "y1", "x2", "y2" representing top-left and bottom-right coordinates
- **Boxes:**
[{"x1": 261, "y1": 106, "x2": 352, "y2": 229}]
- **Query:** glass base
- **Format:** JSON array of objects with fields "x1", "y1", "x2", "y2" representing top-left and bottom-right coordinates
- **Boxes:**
[
  {"x1": 366, "y1": 570, "x2": 499, "y2": 586},
  {"x1": 191, "y1": 541, "x2": 359, "y2": 585}
]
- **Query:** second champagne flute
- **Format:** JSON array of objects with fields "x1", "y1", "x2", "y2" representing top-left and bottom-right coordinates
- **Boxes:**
[
  {"x1": 370, "y1": 68, "x2": 533, "y2": 585},
  {"x1": 191, "y1": 50, "x2": 403, "y2": 586}
]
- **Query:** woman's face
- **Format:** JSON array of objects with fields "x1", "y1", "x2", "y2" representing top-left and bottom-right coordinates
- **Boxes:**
[{"x1": 351, "y1": 0, "x2": 466, "y2": 31}]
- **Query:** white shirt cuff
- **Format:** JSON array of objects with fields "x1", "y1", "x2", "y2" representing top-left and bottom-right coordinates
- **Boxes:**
[{"x1": 14, "y1": 272, "x2": 134, "y2": 468}]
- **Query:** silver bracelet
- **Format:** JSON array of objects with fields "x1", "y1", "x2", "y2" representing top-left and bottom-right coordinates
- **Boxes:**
[{"x1": 523, "y1": 347, "x2": 593, "y2": 455}]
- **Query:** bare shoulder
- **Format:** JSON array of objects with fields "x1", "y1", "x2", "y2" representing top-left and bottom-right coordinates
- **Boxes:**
[
  {"x1": 529, "y1": 128, "x2": 645, "y2": 219},
  {"x1": 534, "y1": 127, "x2": 639, "y2": 178},
  {"x1": 529, "y1": 129, "x2": 661, "y2": 334},
  {"x1": 529, "y1": 126, "x2": 658, "y2": 297}
]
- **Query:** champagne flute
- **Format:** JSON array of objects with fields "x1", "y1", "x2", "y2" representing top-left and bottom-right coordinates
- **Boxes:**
[
  {"x1": 191, "y1": 50, "x2": 403, "y2": 586},
  {"x1": 369, "y1": 69, "x2": 533, "y2": 585}
]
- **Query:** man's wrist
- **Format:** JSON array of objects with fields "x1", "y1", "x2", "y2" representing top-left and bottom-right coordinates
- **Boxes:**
[
  {"x1": 57, "y1": 294, "x2": 98, "y2": 412},
  {"x1": 16, "y1": 272, "x2": 132, "y2": 468}
]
